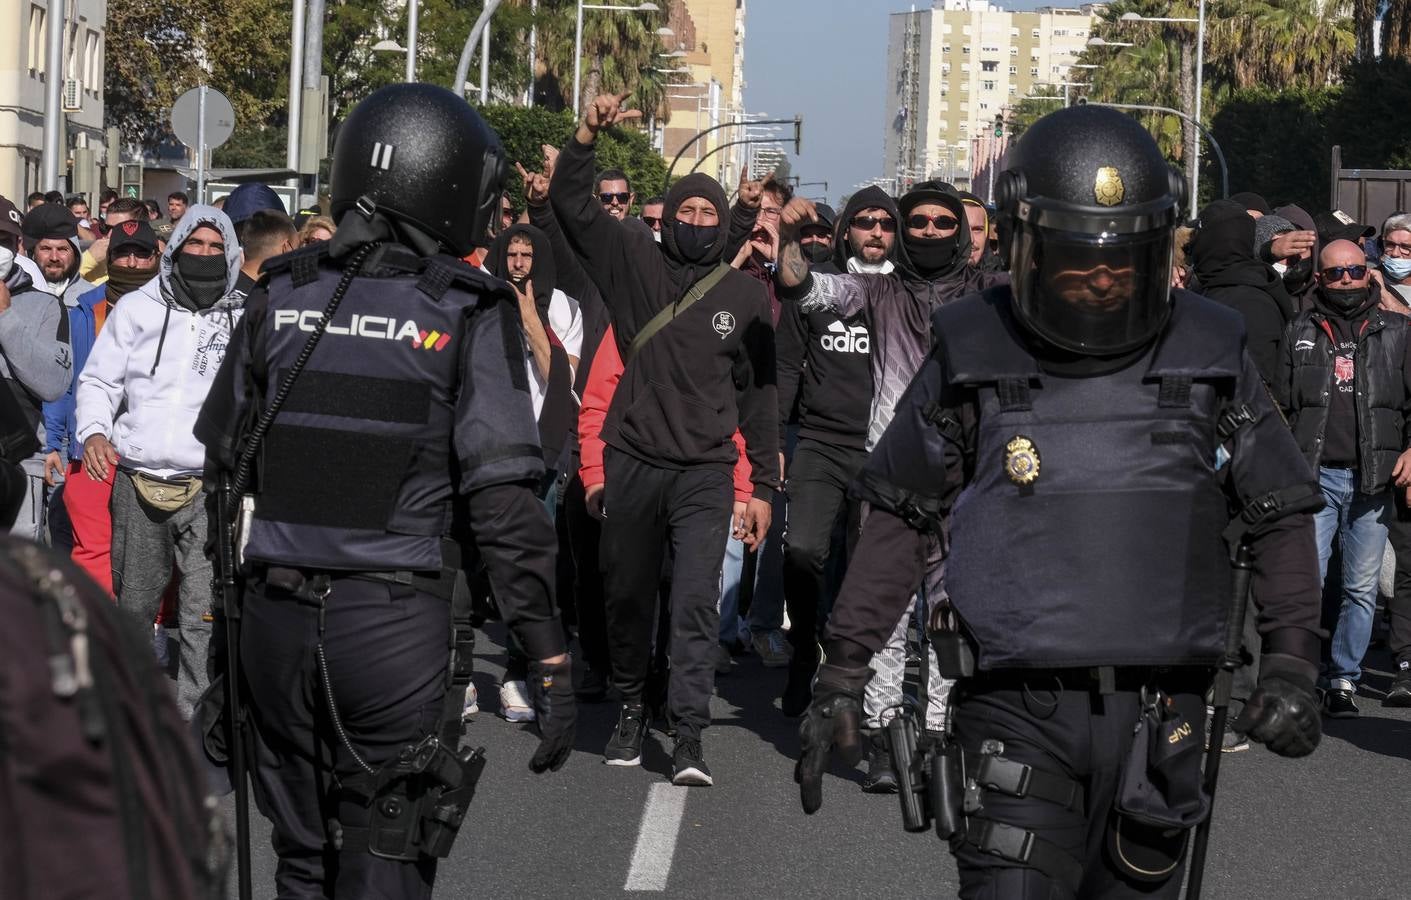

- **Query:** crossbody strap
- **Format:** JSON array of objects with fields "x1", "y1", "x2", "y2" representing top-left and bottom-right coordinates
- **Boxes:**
[{"x1": 624, "y1": 262, "x2": 732, "y2": 368}]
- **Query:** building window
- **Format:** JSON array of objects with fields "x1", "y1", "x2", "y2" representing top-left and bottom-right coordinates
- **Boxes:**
[
  {"x1": 962, "y1": 46, "x2": 970, "y2": 54},
  {"x1": 981, "y1": 79, "x2": 996, "y2": 91},
  {"x1": 979, "y1": 101, "x2": 989, "y2": 110},
  {"x1": 981, "y1": 60, "x2": 998, "y2": 72},
  {"x1": 943, "y1": 44, "x2": 951, "y2": 52},
  {"x1": 1032, "y1": 28, "x2": 1041, "y2": 39},
  {"x1": 1010, "y1": 46, "x2": 1018, "y2": 55},
  {"x1": 1010, "y1": 26, "x2": 1019, "y2": 35},
  {"x1": 1009, "y1": 85, "x2": 1018, "y2": 94},
  {"x1": 982, "y1": 45, "x2": 1000, "y2": 53},
  {"x1": 960, "y1": 122, "x2": 969, "y2": 131},
  {"x1": 28, "y1": 5, "x2": 45, "y2": 71},
  {"x1": 1009, "y1": 65, "x2": 1017, "y2": 74},
  {"x1": 1030, "y1": 66, "x2": 1039, "y2": 76},
  {"x1": 1054, "y1": 28, "x2": 1068, "y2": 36},
  {"x1": 85, "y1": 30, "x2": 99, "y2": 91},
  {"x1": 1031, "y1": 53, "x2": 1040, "y2": 61}
]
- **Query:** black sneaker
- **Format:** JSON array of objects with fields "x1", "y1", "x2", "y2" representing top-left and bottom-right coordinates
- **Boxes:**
[
  {"x1": 1323, "y1": 680, "x2": 1360, "y2": 719},
  {"x1": 671, "y1": 737, "x2": 713, "y2": 786},
  {"x1": 861, "y1": 732, "x2": 898, "y2": 794},
  {"x1": 604, "y1": 703, "x2": 646, "y2": 766},
  {"x1": 1221, "y1": 730, "x2": 1250, "y2": 753},
  {"x1": 1385, "y1": 666, "x2": 1411, "y2": 708}
]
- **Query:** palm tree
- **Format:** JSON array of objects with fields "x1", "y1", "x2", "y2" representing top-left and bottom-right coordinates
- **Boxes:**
[
  {"x1": 529, "y1": 0, "x2": 667, "y2": 114},
  {"x1": 1385, "y1": 0, "x2": 1411, "y2": 59}
]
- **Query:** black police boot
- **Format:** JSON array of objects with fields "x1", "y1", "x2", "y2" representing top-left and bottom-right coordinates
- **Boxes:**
[{"x1": 861, "y1": 730, "x2": 898, "y2": 794}]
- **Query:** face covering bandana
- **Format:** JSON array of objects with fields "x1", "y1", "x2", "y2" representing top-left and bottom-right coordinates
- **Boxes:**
[
  {"x1": 672, "y1": 222, "x2": 719, "y2": 263},
  {"x1": 171, "y1": 252, "x2": 229, "y2": 311},
  {"x1": 1382, "y1": 256, "x2": 1411, "y2": 282},
  {"x1": 904, "y1": 234, "x2": 961, "y2": 278},
  {"x1": 105, "y1": 262, "x2": 157, "y2": 301},
  {"x1": 0, "y1": 245, "x2": 13, "y2": 281},
  {"x1": 1282, "y1": 256, "x2": 1314, "y2": 288},
  {"x1": 803, "y1": 242, "x2": 834, "y2": 264},
  {"x1": 1321, "y1": 286, "x2": 1371, "y2": 315}
]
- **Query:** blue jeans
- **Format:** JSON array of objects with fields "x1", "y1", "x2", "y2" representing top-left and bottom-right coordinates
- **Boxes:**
[
  {"x1": 719, "y1": 532, "x2": 746, "y2": 645},
  {"x1": 1315, "y1": 466, "x2": 1390, "y2": 684}
]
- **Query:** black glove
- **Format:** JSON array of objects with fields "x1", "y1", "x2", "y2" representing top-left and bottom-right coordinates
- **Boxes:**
[
  {"x1": 528, "y1": 656, "x2": 576, "y2": 773},
  {"x1": 795, "y1": 662, "x2": 870, "y2": 815},
  {"x1": 1233, "y1": 653, "x2": 1321, "y2": 758}
]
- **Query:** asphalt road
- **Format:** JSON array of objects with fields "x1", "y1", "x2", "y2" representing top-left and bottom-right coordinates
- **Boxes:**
[{"x1": 227, "y1": 627, "x2": 1411, "y2": 899}]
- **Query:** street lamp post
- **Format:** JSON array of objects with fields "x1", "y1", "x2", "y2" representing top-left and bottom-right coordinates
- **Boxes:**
[
  {"x1": 573, "y1": 1, "x2": 658, "y2": 117},
  {"x1": 1116, "y1": 7, "x2": 1206, "y2": 204},
  {"x1": 406, "y1": 0, "x2": 419, "y2": 82}
]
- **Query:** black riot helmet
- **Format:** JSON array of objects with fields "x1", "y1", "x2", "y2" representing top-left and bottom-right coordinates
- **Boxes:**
[
  {"x1": 330, "y1": 84, "x2": 507, "y2": 257},
  {"x1": 995, "y1": 105, "x2": 1187, "y2": 356}
]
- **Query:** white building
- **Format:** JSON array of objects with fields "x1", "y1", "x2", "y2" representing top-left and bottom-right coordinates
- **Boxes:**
[
  {"x1": 884, "y1": 0, "x2": 1101, "y2": 194},
  {"x1": 0, "y1": 0, "x2": 108, "y2": 202}
]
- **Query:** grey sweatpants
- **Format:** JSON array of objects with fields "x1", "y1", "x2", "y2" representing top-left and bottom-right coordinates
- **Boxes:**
[{"x1": 110, "y1": 469, "x2": 212, "y2": 720}]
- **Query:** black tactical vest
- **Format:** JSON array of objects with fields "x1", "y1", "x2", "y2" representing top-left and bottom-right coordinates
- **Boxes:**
[
  {"x1": 939, "y1": 290, "x2": 1242, "y2": 669},
  {"x1": 242, "y1": 247, "x2": 540, "y2": 572}
]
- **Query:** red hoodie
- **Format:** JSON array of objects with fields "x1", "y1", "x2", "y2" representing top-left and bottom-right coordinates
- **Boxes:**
[{"x1": 579, "y1": 324, "x2": 752, "y2": 502}]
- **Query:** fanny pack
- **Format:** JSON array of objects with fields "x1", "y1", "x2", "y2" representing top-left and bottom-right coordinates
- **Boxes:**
[{"x1": 130, "y1": 471, "x2": 203, "y2": 512}]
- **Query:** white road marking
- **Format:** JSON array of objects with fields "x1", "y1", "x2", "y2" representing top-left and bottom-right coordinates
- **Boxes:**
[{"x1": 624, "y1": 783, "x2": 689, "y2": 892}]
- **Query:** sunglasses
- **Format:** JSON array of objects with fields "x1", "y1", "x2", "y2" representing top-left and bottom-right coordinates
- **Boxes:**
[
  {"x1": 641, "y1": 216, "x2": 661, "y2": 227},
  {"x1": 111, "y1": 247, "x2": 157, "y2": 262},
  {"x1": 907, "y1": 213, "x2": 960, "y2": 231},
  {"x1": 849, "y1": 215, "x2": 896, "y2": 233},
  {"x1": 599, "y1": 192, "x2": 631, "y2": 205},
  {"x1": 1321, "y1": 264, "x2": 1368, "y2": 281}
]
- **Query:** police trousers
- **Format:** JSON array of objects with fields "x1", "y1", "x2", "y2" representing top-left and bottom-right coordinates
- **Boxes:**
[
  {"x1": 242, "y1": 575, "x2": 450, "y2": 899},
  {"x1": 949, "y1": 670, "x2": 1208, "y2": 900}
]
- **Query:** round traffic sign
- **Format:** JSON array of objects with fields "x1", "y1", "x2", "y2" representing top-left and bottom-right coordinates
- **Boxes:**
[{"x1": 171, "y1": 87, "x2": 236, "y2": 151}]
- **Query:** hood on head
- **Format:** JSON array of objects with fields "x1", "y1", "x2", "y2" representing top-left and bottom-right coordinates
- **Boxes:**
[
  {"x1": 893, "y1": 182, "x2": 971, "y2": 281},
  {"x1": 1191, "y1": 200, "x2": 1256, "y2": 280},
  {"x1": 488, "y1": 222, "x2": 556, "y2": 312},
  {"x1": 159, "y1": 204, "x2": 242, "y2": 302},
  {"x1": 832, "y1": 185, "x2": 902, "y2": 270},
  {"x1": 1275, "y1": 204, "x2": 1320, "y2": 258},
  {"x1": 660, "y1": 173, "x2": 729, "y2": 266}
]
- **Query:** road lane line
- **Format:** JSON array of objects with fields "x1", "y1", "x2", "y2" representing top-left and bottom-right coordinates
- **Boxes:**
[{"x1": 624, "y1": 783, "x2": 689, "y2": 892}]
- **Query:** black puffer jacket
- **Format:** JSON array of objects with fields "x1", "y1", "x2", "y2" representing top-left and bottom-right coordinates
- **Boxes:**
[{"x1": 1278, "y1": 289, "x2": 1411, "y2": 492}]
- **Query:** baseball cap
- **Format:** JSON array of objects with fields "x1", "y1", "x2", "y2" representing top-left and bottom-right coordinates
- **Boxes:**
[
  {"x1": 21, "y1": 202, "x2": 79, "y2": 250},
  {"x1": 0, "y1": 195, "x2": 22, "y2": 239},
  {"x1": 107, "y1": 219, "x2": 160, "y2": 258},
  {"x1": 1314, "y1": 209, "x2": 1376, "y2": 245}
]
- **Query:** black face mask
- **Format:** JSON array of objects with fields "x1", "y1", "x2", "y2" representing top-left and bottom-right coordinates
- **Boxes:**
[
  {"x1": 1282, "y1": 256, "x2": 1314, "y2": 289},
  {"x1": 904, "y1": 234, "x2": 961, "y2": 278},
  {"x1": 1321, "y1": 286, "x2": 1371, "y2": 316},
  {"x1": 803, "y1": 242, "x2": 834, "y2": 264},
  {"x1": 170, "y1": 252, "x2": 228, "y2": 311},
  {"x1": 672, "y1": 222, "x2": 719, "y2": 263}
]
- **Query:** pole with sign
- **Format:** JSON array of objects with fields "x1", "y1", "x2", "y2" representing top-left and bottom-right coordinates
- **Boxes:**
[{"x1": 171, "y1": 86, "x2": 236, "y2": 200}]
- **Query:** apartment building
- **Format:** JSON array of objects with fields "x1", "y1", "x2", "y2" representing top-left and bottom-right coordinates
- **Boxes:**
[
  {"x1": 0, "y1": 0, "x2": 107, "y2": 201},
  {"x1": 885, "y1": 0, "x2": 1101, "y2": 194}
]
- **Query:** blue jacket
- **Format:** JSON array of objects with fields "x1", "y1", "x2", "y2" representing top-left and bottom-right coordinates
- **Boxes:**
[{"x1": 43, "y1": 284, "x2": 104, "y2": 460}]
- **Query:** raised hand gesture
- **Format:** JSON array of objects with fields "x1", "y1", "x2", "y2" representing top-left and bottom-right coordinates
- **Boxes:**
[{"x1": 577, "y1": 92, "x2": 643, "y2": 143}]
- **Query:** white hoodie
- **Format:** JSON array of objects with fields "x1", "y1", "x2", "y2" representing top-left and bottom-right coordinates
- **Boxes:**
[{"x1": 75, "y1": 206, "x2": 244, "y2": 478}]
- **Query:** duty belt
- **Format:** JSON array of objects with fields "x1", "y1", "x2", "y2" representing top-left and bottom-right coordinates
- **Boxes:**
[{"x1": 257, "y1": 564, "x2": 458, "y2": 603}]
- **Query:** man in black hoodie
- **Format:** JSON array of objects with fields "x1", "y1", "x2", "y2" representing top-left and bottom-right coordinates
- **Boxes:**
[
  {"x1": 774, "y1": 187, "x2": 895, "y2": 716},
  {"x1": 1190, "y1": 199, "x2": 1294, "y2": 386},
  {"x1": 549, "y1": 92, "x2": 778, "y2": 786},
  {"x1": 777, "y1": 183, "x2": 1006, "y2": 789}
]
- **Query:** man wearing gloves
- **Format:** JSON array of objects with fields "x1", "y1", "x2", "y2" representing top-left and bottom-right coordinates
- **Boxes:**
[{"x1": 75, "y1": 205, "x2": 244, "y2": 719}]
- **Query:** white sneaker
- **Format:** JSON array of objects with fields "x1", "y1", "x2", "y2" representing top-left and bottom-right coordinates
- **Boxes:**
[
  {"x1": 462, "y1": 683, "x2": 479, "y2": 720},
  {"x1": 500, "y1": 680, "x2": 537, "y2": 722}
]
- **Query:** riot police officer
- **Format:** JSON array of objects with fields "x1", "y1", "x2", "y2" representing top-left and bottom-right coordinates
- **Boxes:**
[
  {"x1": 196, "y1": 84, "x2": 576, "y2": 898},
  {"x1": 788, "y1": 106, "x2": 1325, "y2": 898}
]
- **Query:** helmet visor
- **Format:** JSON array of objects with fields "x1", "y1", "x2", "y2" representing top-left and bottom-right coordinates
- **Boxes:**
[{"x1": 1011, "y1": 224, "x2": 1174, "y2": 355}]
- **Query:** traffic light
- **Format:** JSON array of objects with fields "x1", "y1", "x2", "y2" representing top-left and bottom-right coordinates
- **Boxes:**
[{"x1": 994, "y1": 113, "x2": 1004, "y2": 138}]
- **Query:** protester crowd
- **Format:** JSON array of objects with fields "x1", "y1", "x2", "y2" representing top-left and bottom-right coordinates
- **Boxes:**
[{"x1": 2, "y1": 107, "x2": 1410, "y2": 795}]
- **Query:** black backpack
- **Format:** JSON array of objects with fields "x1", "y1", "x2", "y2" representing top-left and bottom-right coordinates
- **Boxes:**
[{"x1": 0, "y1": 537, "x2": 228, "y2": 899}]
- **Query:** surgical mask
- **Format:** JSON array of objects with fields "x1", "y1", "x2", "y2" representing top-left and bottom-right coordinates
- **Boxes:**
[
  {"x1": 652, "y1": 229, "x2": 661, "y2": 244},
  {"x1": 171, "y1": 252, "x2": 228, "y2": 311},
  {"x1": 803, "y1": 242, "x2": 833, "y2": 264},
  {"x1": 0, "y1": 245, "x2": 12, "y2": 281},
  {"x1": 672, "y1": 222, "x2": 719, "y2": 263},
  {"x1": 1321, "y1": 286, "x2": 1371, "y2": 315},
  {"x1": 1382, "y1": 256, "x2": 1411, "y2": 282},
  {"x1": 904, "y1": 234, "x2": 961, "y2": 278}
]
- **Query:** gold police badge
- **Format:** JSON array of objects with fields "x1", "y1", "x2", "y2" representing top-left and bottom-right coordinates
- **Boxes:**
[
  {"x1": 1004, "y1": 436, "x2": 1041, "y2": 486},
  {"x1": 1093, "y1": 166, "x2": 1124, "y2": 206}
]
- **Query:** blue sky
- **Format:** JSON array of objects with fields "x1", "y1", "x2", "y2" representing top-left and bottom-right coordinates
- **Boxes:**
[{"x1": 743, "y1": 0, "x2": 1052, "y2": 206}]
